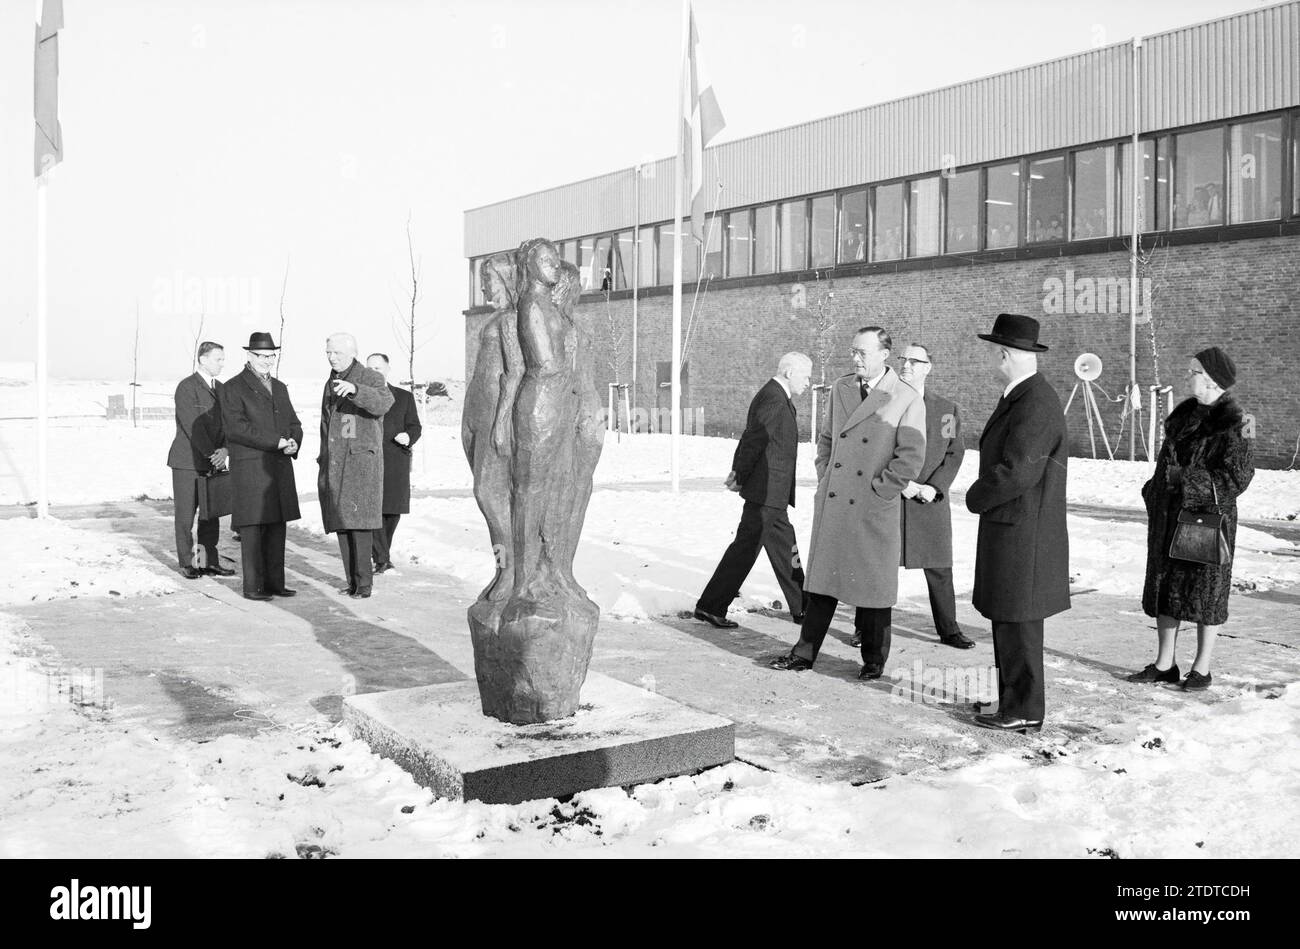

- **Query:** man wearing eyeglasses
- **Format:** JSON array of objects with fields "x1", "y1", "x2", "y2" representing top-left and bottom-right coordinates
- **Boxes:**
[
  {"x1": 771, "y1": 326, "x2": 926, "y2": 680},
  {"x1": 221, "y1": 332, "x2": 304, "y2": 602},
  {"x1": 895, "y1": 344, "x2": 976, "y2": 650}
]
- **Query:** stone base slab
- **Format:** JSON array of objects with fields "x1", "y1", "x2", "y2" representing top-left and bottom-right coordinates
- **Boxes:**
[{"x1": 342, "y1": 672, "x2": 735, "y2": 805}]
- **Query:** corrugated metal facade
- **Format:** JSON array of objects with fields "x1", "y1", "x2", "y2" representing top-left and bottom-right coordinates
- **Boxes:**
[{"x1": 465, "y1": 1, "x2": 1300, "y2": 257}]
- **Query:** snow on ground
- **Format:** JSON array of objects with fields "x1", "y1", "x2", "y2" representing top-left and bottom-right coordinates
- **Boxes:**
[
  {"x1": 3, "y1": 600, "x2": 1295, "y2": 858},
  {"x1": 0, "y1": 517, "x2": 180, "y2": 606},
  {"x1": 297, "y1": 487, "x2": 1300, "y2": 623}
]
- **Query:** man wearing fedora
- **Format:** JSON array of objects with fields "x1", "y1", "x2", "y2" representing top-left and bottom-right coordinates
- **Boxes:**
[
  {"x1": 965, "y1": 313, "x2": 1070, "y2": 732},
  {"x1": 221, "y1": 332, "x2": 304, "y2": 601}
]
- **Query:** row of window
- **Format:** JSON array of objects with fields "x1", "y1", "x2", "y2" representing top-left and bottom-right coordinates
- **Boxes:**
[{"x1": 469, "y1": 109, "x2": 1299, "y2": 306}]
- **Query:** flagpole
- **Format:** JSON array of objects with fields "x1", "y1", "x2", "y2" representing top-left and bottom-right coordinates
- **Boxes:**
[
  {"x1": 36, "y1": 174, "x2": 49, "y2": 519},
  {"x1": 670, "y1": 0, "x2": 688, "y2": 493}
]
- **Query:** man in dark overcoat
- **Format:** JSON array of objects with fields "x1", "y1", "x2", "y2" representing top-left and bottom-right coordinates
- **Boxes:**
[
  {"x1": 319, "y1": 334, "x2": 394, "y2": 598},
  {"x1": 965, "y1": 314, "x2": 1070, "y2": 732},
  {"x1": 694, "y1": 352, "x2": 811, "y2": 628},
  {"x1": 896, "y1": 344, "x2": 974, "y2": 649},
  {"x1": 771, "y1": 326, "x2": 926, "y2": 680},
  {"x1": 166, "y1": 340, "x2": 233, "y2": 579},
  {"x1": 221, "y1": 332, "x2": 303, "y2": 601},
  {"x1": 365, "y1": 353, "x2": 423, "y2": 574}
]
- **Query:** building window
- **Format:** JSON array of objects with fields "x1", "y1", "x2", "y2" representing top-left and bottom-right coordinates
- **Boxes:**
[
  {"x1": 839, "y1": 189, "x2": 867, "y2": 262},
  {"x1": 1229, "y1": 117, "x2": 1283, "y2": 223},
  {"x1": 703, "y1": 217, "x2": 723, "y2": 279},
  {"x1": 873, "y1": 182, "x2": 903, "y2": 260},
  {"x1": 575, "y1": 237, "x2": 595, "y2": 289},
  {"x1": 1172, "y1": 127, "x2": 1224, "y2": 229},
  {"x1": 945, "y1": 170, "x2": 979, "y2": 253},
  {"x1": 613, "y1": 230, "x2": 634, "y2": 290},
  {"x1": 1026, "y1": 155, "x2": 1066, "y2": 243},
  {"x1": 656, "y1": 228, "x2": 673, "y2": 286},
  {"x1": 753, "y1": 205, "x2": 776, "y2": 275},
  {"x1": 1072, "y1": 145, "x2": 1116, "y2": 239},
  {"x1": 810, "y1": 195, "x2": 836, "y2": 268},
  {"x1": 907, "y1": 177, "x2": 939, "y2": 257},
  {"x1": 1121, "y1": 137, "x2": 1164, "y2": 232},
  {"x1": 560, "y1": 240, "x2": 578, "y2": 269},
  {"x1": 469, "y1": 258, "x2": 484, "y2": 307},
  {"x1": 725, "y1": 210, "x2": 751, "y2": 277},
  {"x1": 1294, "y1": 112, "x2": 1300, "y2": 216},
  {"x1": 637, "y1": 225, "x2": 655, "y2": 288},
  {"x1": 985, "y1": 162, "x2": 1019, "y2": 248},
  {"x1": 778, "y1": 199, "x2": 807, "y2": 271}
]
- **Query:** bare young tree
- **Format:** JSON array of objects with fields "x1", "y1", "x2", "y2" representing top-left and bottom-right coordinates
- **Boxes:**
[
  {"x1": 190, "y1": 309, "x2": 205, "y2": 373},
  {"x1": 391, "y1": 211, "x2": 437, "y2": 391},
  {"x1": 275, "y1": 256, "x2": 289, "y2": 378},
  {"x1": 131, "y1": 301, "x2": 141, "y2": 428}
]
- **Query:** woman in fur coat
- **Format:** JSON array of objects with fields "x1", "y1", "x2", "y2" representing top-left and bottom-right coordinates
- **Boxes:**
[{"x1": 1130, "y1": 347, "x2": 1254, "y2": 691}]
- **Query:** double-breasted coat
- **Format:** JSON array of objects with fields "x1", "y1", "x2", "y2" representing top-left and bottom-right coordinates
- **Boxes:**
[
  {"x1": 900, "y1": 390, "x2": 963, "y2": 569},
  {"x1": 317, "y1": 359, "x2": 395, "y2": 533},
  {"x1": 965, "y1": 373, "x2": 1070, "y2": 623},
  {"x1": 381, "y1": 383, "x2": 423, "y2": 515},
  {"x1": 221, "y1": 366, "x2": 303, "y2": 528},
  {"x1": 1141, "y1": 395, "x2": 1254, "y2": 625},
  {"x1": 804, "y1": 368, "x2": 926, "y2": 607},
  {"x1": 167, "y1": 372, "x2": 224, "y2": 472}
]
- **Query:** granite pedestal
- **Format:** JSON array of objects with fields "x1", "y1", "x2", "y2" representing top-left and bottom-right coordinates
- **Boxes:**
[{"x1": 342, "y1": 672, "x2": 735, "y2": 805}]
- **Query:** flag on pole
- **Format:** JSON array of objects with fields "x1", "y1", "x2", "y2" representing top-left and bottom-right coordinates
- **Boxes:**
[
  {"x1": 35, "y1": 0, "x2": 64, "y2": 178},
  {"x1": 682, "y1": 4, "x2": 725, "y2": 242}
]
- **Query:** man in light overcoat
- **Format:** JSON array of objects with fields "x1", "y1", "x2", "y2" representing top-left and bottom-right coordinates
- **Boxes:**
[{"x1": 771, "y1": 326, "x2": 926, "y2": 680}]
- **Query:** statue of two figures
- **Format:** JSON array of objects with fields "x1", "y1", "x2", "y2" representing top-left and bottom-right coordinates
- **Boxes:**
[{"x1": 463, "y1": 238, "x2": 605, "y2": 725}]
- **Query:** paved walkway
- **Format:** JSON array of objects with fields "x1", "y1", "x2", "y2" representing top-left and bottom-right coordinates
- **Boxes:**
[{"x1": 6, "y1": 495, "x2": 1299, "y2": 785}]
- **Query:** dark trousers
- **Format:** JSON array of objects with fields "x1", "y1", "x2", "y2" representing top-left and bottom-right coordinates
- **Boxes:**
[
  {"x1": 923, "y1": 566, "x2": 960, "y2": 638},
  {"x1": 370, "y1": 514, "x2": 401, "y2": 566},
  {"x1": 239, "y1": 522, "x2": 286, "y2": 594},
  {"x1": 697, "y1": 501, "x2": 805, "y2": 617},
  {"x1": 172, "y1": 468, "x2": 219, "y2": 569},
  {"x1": 338, "y1": 530, "x2": 373, "y2": 591},
  {"x1": 991, "y1": 619, "x2": 1045, "y2": 721},
  {"x1": 792, "y1": 593, "x2": 892, "y2": 666}
]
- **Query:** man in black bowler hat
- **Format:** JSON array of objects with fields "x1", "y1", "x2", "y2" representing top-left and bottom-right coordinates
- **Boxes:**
[
  {"x1": 965, "y1": 313, "x2": 1070, "y2": 732},
  {"x1": 221, "y1": 332, "x2": 304, "y2": 601}
]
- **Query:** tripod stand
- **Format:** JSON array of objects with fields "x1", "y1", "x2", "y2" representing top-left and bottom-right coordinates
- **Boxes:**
[{"x1": 1063, "y1": 353, "x2": 1114, "y2": 460}]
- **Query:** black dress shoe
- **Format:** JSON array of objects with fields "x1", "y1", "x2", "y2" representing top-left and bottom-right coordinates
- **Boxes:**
[
  {"x1": 242, "y1": 591, "x2": 273, "y2": 602},
  {"x1": 350, "y1": 587, "x2": 372, "y2": 599},
  {"x1": 337, "y1": 586, "x2": 356, "y2": 596},
  {"x1": 1126, "y1": 662, "x2": 1180, "y2": 684},
  {"x1": 181, "y1": 566, "x2": 202, "y2": 580},
  {"x1": 204, "y1": 565, "x2": 236, "y2": 577},
  {"x1": 973, "y1": 712, "x2": 1042, "y2": 733},
  {"x1": 849, "y1": 633, "x2": 863, "y2": 648},
  {"x1": 791, "y1": 612, "x2": 804, "y2": 624},
  {"x1": 858, "y1": 662, "x2": 884, "y2": 680},
  {"x1": 769, "y1": 654, "x2": 813, "y2": 672},
  {"x1": 373, "y1": 562, "x2": 393, "y2": 575},
  {"x1": 1181, "y1": 670, "x2": 1212, "y2": 691},
  {"x1": 267, "y1": 588, "x2": 297, "y2": 598},
  {"x1": 939, "y1": 632, "x2": 976, "y2": 649},
  {"x1": 694, "y1": 609, "x2": 738, "y2": 629},
  {"x1": 972, "y1": 700, "x2": 997, "y2": 713}
]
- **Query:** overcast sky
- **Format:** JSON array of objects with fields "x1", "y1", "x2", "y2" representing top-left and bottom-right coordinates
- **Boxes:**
[{"x1": 0, "y1": 0, "x2": 1267, "y2": 382}]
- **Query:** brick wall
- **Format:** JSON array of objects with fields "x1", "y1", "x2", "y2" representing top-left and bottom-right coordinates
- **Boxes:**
[{"x1": 467, "y1": 234, "x2": 1300, "y2": 467}]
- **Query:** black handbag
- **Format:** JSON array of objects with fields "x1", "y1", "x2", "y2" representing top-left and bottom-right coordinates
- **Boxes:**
[
  {"x1": 197, "y1": 470, "x2": 233, "y2": 520},
  {"x1": 1168, "y1": 481, "x2": 1230, "y2": 566}
]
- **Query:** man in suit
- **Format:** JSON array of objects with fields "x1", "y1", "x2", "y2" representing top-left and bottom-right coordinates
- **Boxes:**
[
  {"x1": 166, "y1": 341, "x2": 234, "y2": 580},
  {"x1": 319, "y1": 334, "x2": 394, "y2": 598},
  {"x1": 221, "y1": 332, "x2": 304, "y2": 602},
  {"x1": 694, "y1": 352, "x2": 811, "y2": 628},
  {"x1": 365, "y1": 353, "x2": 422, "y2": 575},
  {"x1": 771, "y1": 327, "x2": 926, "y2": 680},
  {"x1": 965, "y1": 313, "x2": 1070, "y2": 732},
  {"x1": 895, "y1": 343, "x2": 975, "y2": 649}
]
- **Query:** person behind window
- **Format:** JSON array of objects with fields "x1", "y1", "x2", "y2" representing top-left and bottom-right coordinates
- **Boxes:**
[
  {"x1": 1188, "y1": 187, "x2": 1210, "y2": 227},
  {"x1": 1205, "y1": 182, "x2": 1223, "y2": 224}
]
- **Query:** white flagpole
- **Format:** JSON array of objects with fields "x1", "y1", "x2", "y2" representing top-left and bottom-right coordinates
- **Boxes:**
[
  {"x1": 36, "y1": 174, "x2": 50, "y2": 519},
  {"x1": 670, "y1": 0, "x2": 688, "y2": 493},
  {"x1": 1128, "y1": 35, "x2": 1141, "y2": 462}
]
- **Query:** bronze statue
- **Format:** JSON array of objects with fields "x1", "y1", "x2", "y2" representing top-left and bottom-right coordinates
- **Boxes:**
[{"x1": 466, "y1": 238, "x2": 604, "y2": 724}]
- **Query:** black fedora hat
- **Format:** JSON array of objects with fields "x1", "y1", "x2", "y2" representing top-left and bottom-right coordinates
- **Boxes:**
[
  {"x1": 243, "y1": 331, "x2": 280, "y2": 352},
  {"x1": 977, "y1": 313, "x2": 1049, "y2": 352}
]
